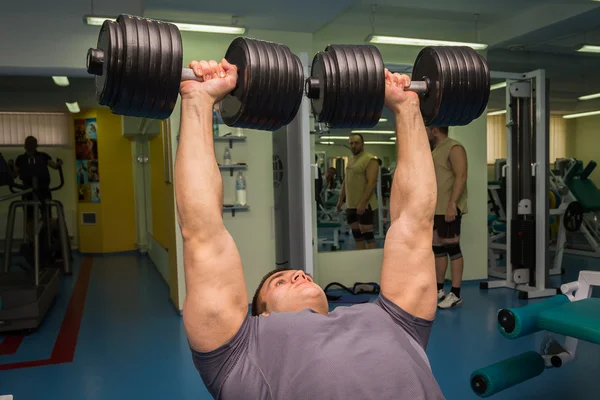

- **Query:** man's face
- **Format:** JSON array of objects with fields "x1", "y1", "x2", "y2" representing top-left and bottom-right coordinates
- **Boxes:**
[
  {"x1": 24, "y1": 138, "x2": 37, "y2": 153},
  {"x1": 349, "y1": 135, "x2": 364, "y2": 155},
  {"x1": 325, "y1": 168, "x2": 335, "y2": 180},
  {"x1": 258, "y1": 269, "x2": 328, "y2": 316}
]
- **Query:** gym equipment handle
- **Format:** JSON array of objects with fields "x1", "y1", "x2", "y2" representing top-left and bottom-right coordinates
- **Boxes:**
[
  {"x1": 305, "y1": 77, "x2": 428, "y2": 99},
  {"x1": 181, "y1": 68, "x2": 207, "y2": 82}
]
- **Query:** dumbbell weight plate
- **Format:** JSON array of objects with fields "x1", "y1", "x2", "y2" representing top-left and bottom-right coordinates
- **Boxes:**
[
  {"x1": 412, "y1": 47, "x2": 444, "y2": 126},
  {"x1": 92, "y1": 21, "x2": 117, "y2": 107},
  {"x1": 141, "y1": 19, "x2": 161, "y2": 116},
  {"x1": 163, "y1": 21, "x2": 184, "y2": 120},
  {"x1": 327, "y1": 45, "x2": 350, "y2": 128},
  {"x1": 366, "y1": 45, "x2": 385, "y2": 127},
  {"x1": 472, "y1": 49, "x2": 490, "y2": 122},
  {"x1": 263, "y1": 42, "x2": 283, "y2": 130},
  {"x1": 130, "y1": 17, "x2": 151, "y2": 117},
  {"x1": 286, "y1": 50, "x2": 306, "y2": 127},
  {"x1": 244, "y1": 39, "x2": 271, "y2": 128},
  {"x1": 349, "y1": 46, "x2": 368, "y2": 129},
  {"x1": 445, "y1": 47, "x2": 468, "y2": 126},
  {"x1": 278, "y1": 43, "x2": 297, "y2": 128},
  {"x1": 219, "y1": 38, "x2": 254, "y2": 127},
  {"x1": 149, "y1": 21, "x2": 173, "y2": 118},
  {"x1": 457, "y1": 47, "x2": 480, "y2": 125}
]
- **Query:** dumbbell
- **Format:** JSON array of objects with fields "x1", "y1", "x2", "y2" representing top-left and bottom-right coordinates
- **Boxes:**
[
  {"x1": 305, "y1": 44, "x2": 490, "y2": 128},
  {"x1": 86, "y1": 14, "x2": 304, "y2": 131}
]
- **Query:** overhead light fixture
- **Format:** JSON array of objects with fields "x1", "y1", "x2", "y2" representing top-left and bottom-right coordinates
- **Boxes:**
[
  {"x1": 578, "y1": 92, "x2": 600, "y2": 101},
  {"x1": 319, "y1": 136, "x2": 348, "y2": 140},
  {"x1": 350, "y1": 130, "x2": 395, "y2": 134},
  {"x1": 488, "y1": 110, "x2": 507, "y2": 116},
  {"x1": 83, "y1": 15, "x2": 246, "y2": 34},
  {"x1": 52, "y1": 76, "x2": 70, "y2": 87},
  {"x1": 65, "y1": 102, "x2": 80, "y2": 113},
  {"x1": 577, "y1": 45, "x2": 600, "y2": 53},
  {"x1": 319, "y1": 141, "x2": 335, "y2": 145},
  {"x1": 490, "y1": 82, "x2": 507, "y2": 91},
  {"x1": 390, "y1": 137, "x2": 396, "y2": 140},
  {"x1": 364, "y1": 141, "x2": 396, "y2": 145},
  {"x1": 379, "y1": 118, "x2": 388, "y2": 123},
  {"x1": 562, "y1": 110, "x2": 600, "y2": 119},
  {"x1": 366, "y1": 35, "x2": 487, "y2": 50}
]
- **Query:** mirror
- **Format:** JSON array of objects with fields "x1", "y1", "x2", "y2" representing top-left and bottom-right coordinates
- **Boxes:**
[{"x1": 314, "y1": 104, "x2": 398, "y2": 252}]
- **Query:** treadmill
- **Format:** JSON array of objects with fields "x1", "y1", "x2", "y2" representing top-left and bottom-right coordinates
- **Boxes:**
[{"x1": 0, "y1": 154, "x2": 70, "y2": 333}]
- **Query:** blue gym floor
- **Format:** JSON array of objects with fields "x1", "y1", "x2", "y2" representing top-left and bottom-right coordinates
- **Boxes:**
[{"x1": 1, "y1": 252, "x2": 599, "y2": 399}]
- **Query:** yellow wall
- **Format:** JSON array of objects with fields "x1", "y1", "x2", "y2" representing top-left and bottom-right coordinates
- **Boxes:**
[
  {"x1": 571, "y1": 114, "x2": 600, "y2": 186},
  {"x1": 76, "y1": 109, "x2": 136, "y2": 253}
]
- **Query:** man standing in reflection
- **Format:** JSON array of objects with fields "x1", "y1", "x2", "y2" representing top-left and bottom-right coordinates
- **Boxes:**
[{"x1": 336, "y1": 134, "x2": 379, "y2": 250}]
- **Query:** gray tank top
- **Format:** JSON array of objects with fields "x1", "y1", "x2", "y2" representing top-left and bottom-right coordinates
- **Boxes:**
[{"x1": 191, "y1": 294, "x2": 445, "y2": 399}]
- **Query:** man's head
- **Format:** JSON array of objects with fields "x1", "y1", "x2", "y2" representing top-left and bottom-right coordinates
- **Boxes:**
[
  {"x1": 325, "y1": 167, "x2": 336, "y2": 180},
  {"x1": 24, "y1": 136, "x2": 38, "y2": 154},
  {"x1": 425, "y1": 126, "x2": 449, "y2": 149},
  {"x1": 349, "y1": 133, "x2": 365, "y2": 155},
  {"x1": 251, "y1": 268, "x2": 328, "y2": 316}
]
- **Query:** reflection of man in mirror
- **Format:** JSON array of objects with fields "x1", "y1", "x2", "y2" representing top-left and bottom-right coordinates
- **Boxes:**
[
  {"x1": 336, "y1": 133, "x2": 379, "y2": 249},
  {"x1": 427, "y1": 126, "x2": 468, "y2": 309}
]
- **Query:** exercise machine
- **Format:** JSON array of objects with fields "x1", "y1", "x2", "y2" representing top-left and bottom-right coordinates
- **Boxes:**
[
  {"x1": 0, "y1": 154, "x2": 71, "y2": 333},
  {"x1": 480, "y1": 70, "x2": 560, "y2": 299},
  {"x1": 471, "y1": 270, "x2": 600, "y2": 397}
]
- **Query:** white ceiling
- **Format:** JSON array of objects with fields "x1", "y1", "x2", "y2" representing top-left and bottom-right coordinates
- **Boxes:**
[{"x1": 1, "y1": 0, "x2": 600, "y2": 120}]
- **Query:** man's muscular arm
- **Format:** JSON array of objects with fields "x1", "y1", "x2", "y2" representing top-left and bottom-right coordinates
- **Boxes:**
[
  {"x1": 380, "y1": 70, "x2": 437, "y2": 321},
  {"x1": 176, "y1": 59, "x2": 248, "y2": 353},
  {"x1": 445, "y1": 145, "x2": 468, "y2": 222}
]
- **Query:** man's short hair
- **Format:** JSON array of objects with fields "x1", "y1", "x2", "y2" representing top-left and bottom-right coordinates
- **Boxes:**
[
  {"x1": 251, "y1": 267, "x2": 294, "y2": 316},
  {"x1": 349, "y1": 133, "x2": 364, "y2": 142},
  {"x1": 437, "y1": 127, "x2": 449, "y2": 135}
]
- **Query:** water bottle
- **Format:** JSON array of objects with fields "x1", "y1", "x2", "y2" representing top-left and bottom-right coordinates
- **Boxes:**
[
  {"x1": 223, "y1": 147, "x2": 231, "y2": 165},
  {"x1": 236, "y1": 172, "x2": 247, "y2": 206},
  {"x1": 213, "y1": 110, "x2": 219, "y2": 137}
]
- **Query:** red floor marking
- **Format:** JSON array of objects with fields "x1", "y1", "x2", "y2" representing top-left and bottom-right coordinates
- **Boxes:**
[
  {"x1": 0, "y1": 335, "x2": 25, "y2": 355},
  {"x1": 0, "y1": 256, "x2": 93, "y2": 370}
]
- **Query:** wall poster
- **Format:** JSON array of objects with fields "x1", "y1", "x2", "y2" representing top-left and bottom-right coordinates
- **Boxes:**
[{"x1": 74, "y1": 117, "x2": 100, "y2": 203}]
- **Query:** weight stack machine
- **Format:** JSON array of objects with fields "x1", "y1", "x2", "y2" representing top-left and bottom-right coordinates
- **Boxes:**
[{"x1": 481, "y1": 70, "x2": 559, "y2": 299}]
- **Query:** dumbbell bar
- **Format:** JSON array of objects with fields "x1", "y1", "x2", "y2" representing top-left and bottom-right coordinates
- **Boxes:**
[
  {"x1": 86, "y1": 14, "x2": 304, "y2": 131},
  {"x1": 306, "y1": 45, "x2": 490, "y2": 128}
]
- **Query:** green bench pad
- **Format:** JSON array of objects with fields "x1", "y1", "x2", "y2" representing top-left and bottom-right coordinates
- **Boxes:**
[
  {"x1": 568, "y1": 179, "x2": 600, "y2": 211},
  {"x1": 318, "y1": 221, "x2": 341, "y2": 228},
  {"x1": 538, "y1": 298, "x2": 600, "y2": 345}
]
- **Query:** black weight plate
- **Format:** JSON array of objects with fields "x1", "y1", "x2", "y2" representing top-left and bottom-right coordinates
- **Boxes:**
[
  {"x1": 137, "y1": 18, "x2": 161, "y2": 118},
  {"x1": 244, "y1": 39, "x2": 271, "y2": 129},
  {"x1": 473, "y1": 52, "x2": 491, "y2": 121},
  {"x1": 453, "y1": 47, "x2": 476, "y2": 125},
  {"x1": 237, "y1": 37, "x2": 260, "y2": 128},
  {"x1": 274, "y1": 43, "x2": 294, "y2": 129},
  {"x1": 459, "y1": 47, "x2": 482, "y2": 125},
  {"x1": 286, "y1": 53, "x2": 305, "y2": 127},
  {"x1": 108, "y1": 20, "x2": 124, "y2": 109},
  {"x1": 321, "y1": 52, "x2": 337, "y2": 125},
  {"x1": 93, "y1": 21, "x2": 113, "y2": 105},
  {"x1": 438, "y1": 47, "x2": 461, "y2": 126},
  {"x1": 412, "y1": 47, "x2": 443, "y2": 125},
  {"x1": 339, "y1": 46, "x2": 358, "y2": 128},
  {"x1": 366, "y1": 45, "x2": 385, "y2": 128},
  {"x1": 262, "y1": 42, "x2": 283, "y2": 130},
  {"x1": 327, "y1": 45, "x2": 349, "y2": 128},
  {"x1": 128, "y1": 17, "x2": 150, "y2": 117},
  {"x1": 359, "y1": 45, "x2": 378, "y2": 127},
  {"x1": 220, "y1": 38, "x2": 252, "y2": 126},
  {"x1": 278, "y1": 44, "x2": 298, "y2": 129},
  {"x1": 148, "y1": 21, "x2": 172, "y2": 119},
  {"x1": 309, "y1": 52, "x2": 326, "y2": 121},
  {"x1": 113, "y1": 15, "x2": 138, "y2": 115},
  {"x1": 348, "y1": 46, "x2": 368, "y2": 129},
  {"x1": 446, "y1": 47, "x2": 469, "y2": 126},
  {"x1": 160, "y1": 22, "x2": 183, "y2": 120}
]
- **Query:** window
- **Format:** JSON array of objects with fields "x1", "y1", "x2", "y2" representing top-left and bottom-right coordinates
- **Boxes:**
[
  {"x1": 0, "y1": 112, "x2": 71, "y2": 146},
  {"x1": 486, "y1": 114, "x2": 567, "y2": 164}
]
